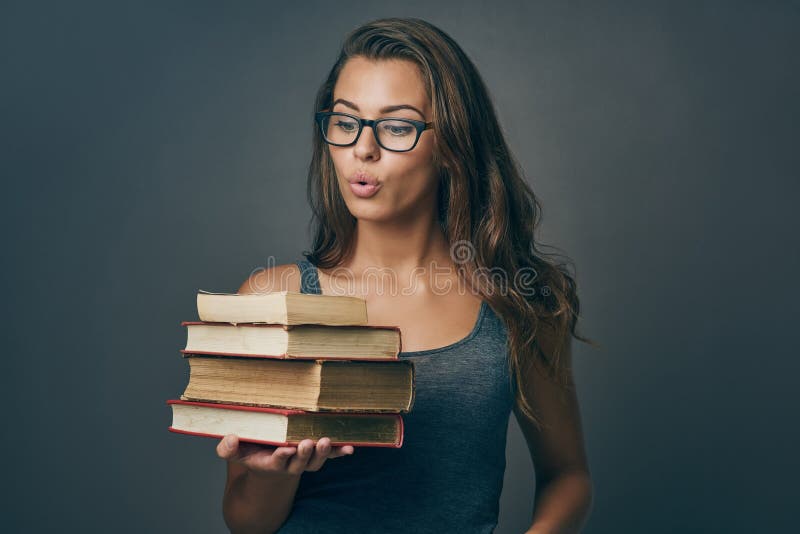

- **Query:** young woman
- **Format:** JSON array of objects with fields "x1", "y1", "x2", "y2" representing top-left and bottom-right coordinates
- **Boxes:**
[{"x1": 216, "y1": 17, "x2": 594, "y2": 534}]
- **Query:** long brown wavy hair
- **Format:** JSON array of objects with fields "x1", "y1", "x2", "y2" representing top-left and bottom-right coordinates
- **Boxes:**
[{"x1": 303, "y1": 17, "x2": 597, "y2": 428}]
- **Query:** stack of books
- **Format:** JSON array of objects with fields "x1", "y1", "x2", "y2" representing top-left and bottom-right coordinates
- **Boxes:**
[{"x1": 167, "y1": 290, "x2": 414, "y2": 448}]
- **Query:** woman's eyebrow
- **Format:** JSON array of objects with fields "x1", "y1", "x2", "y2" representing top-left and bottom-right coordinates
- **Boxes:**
[{"x1": 332, "y1": 98, "x2": 425, "y2": 118}]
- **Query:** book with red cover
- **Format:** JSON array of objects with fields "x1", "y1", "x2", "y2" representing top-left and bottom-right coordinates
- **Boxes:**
[
  {"x1": 167, "y1": 400, "x2": 404, "y2": 448},
  {"x1": 180, "y1": 321, "x2": 403, "y2": 361}
]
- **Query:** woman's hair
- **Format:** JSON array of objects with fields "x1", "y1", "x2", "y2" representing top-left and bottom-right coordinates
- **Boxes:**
[{"x1": 303, "y1": 17, "x2": 596, "y2": 429}]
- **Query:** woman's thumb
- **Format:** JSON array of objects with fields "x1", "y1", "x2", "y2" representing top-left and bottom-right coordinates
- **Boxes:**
[{"x1": 216, "y1": 434, "x2": 239, "y2": 459}]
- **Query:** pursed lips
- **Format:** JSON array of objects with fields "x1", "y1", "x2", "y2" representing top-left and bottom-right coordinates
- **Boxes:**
[{"x1": 349, "y1": 171, "x2": 379, "y2": 186}]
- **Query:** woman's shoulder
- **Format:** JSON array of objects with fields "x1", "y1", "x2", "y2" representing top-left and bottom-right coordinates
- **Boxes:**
[{"x1": 237, "y1": 262, "x2": 302, "y2": 294}]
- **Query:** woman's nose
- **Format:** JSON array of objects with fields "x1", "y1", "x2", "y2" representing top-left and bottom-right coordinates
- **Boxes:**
[{"x1": 353, "y1": 124, "x2": 381, "y2": 160}]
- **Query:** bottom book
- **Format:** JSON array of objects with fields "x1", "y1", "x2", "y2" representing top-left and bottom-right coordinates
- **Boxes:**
[{"x1": 167, "y1": 400, "x2": 404, "y2": 448}]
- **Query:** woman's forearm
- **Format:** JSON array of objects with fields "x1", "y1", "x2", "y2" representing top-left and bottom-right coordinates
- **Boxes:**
[
  {"x1": 223, "y1": 467, "x2": 302, "y2": 534},
  {"x1": 525, "y1": 469, "x2": 594, "y2": 534}
]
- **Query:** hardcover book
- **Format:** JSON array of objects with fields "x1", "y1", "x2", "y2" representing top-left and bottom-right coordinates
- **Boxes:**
[{"x1": 168, "y1": 400, "x2": 404, "y2": 447}]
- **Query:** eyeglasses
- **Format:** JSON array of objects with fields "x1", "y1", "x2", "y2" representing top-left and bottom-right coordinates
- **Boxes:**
[{"x1": 315, "y1": 111, "x2": 433, "y2": 152}]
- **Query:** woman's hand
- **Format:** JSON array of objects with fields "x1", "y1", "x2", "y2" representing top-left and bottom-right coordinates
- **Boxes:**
[{"x1": 216, "y1": 434, "x2": 355, "y2": 476}]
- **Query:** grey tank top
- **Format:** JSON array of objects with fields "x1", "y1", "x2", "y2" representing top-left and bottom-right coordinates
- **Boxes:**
[{"x1": 277, "y1": 259, "x2": 517, "y2": 534}]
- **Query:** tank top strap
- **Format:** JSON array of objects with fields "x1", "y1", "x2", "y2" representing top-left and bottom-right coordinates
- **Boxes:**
[{"x1": 295, "y1": 259, "x2": 322, "y2": 295}]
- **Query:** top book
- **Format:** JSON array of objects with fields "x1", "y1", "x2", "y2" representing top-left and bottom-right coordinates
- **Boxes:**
[{"x1": 196, "y1": 290, "x2": 368, "y2": 326}]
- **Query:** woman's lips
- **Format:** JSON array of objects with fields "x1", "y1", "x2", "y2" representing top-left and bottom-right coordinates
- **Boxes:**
[{"x1": 349, "y1": 181, "x2": 381, "y2": 198}]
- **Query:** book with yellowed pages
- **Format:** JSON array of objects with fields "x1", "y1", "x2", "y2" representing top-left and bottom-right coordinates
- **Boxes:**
[
  {"x1": 179, "y1": 354, "x2": 415, "y2": 413},
  {"x1": 167, "y1": 287, "x2": 413, "y2": 448},
  {"x1": 168, "y1": 400, "x2": 404, "y2": 447},
  {"x1": 181, "y1": 320, "x2": 401, "y2": 361},
  {"x1": 196, "y1": 290, "x2": 368, "y2": 326}
]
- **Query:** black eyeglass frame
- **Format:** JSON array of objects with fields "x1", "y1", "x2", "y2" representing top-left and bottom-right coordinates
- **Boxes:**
[{"x1": 314, "y1": 110, "x2": 433, "y2": 152}]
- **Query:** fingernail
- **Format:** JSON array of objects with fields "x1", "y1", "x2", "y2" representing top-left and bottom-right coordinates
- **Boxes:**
[{"x1": 224, "y1": 435, "x2": 236, "y2": 449}]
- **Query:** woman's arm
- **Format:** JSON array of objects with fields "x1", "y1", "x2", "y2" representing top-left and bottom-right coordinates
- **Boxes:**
[
  {"x1": 220, "y1": 441, "x2": 303, "y2": 534},
  {"x1": 514, "y1": 326, "x2": 594, "y2": 534},
  {"x1": 218, "y1": 435, "x2": 354, "y2": 534}
]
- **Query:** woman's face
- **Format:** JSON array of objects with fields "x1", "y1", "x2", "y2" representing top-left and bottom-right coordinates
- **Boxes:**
[{"x1": 328, "y1": 57, "x2": 438, "y2": 224}]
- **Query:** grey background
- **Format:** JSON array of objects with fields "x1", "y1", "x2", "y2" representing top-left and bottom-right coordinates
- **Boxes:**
[{"x1": 2, "y1": 1, "x2": 798, "y2": 532}]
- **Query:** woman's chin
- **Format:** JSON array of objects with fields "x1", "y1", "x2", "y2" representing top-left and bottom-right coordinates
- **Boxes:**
[
  {"x1": 348, "y1": 207, "x2": 393, "y2": 223},
  {"x1": 340, "y1": 198, "x2": 394, "y2": 221}
]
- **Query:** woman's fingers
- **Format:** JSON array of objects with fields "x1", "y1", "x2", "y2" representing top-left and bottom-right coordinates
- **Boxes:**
[
  {"x1": 216, "y1": 434, "x2": 240, "y2": 460},
  {"x1": 327, "y1": 445, "x2": 355, "y2": 459},
  {"x1": 265, "y1": 446, "x2": 297, "y2": 471},
  {"x1": 217, "y1": 434, "x2": 296, "y2": 471},
  {"x1": 304, "y1": 438, "x2": 332, "y2": 472},
  {"x1": 286, "y1": 439, "x2": 316, "y2": 475},
  {"x1": 217, "y1": 435, "x2": 354, "y2": 474}
]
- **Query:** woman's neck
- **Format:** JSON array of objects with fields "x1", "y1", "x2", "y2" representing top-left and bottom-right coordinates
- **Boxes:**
[{"x1": 347, "y1": 213, "x2": 451, "y2": 273}]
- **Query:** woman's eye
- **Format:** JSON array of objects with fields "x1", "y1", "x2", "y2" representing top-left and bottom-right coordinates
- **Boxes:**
[
  {"x1": 334, "y1": 121, "x2": 358, "y2": 132},
  {"x1": 381, "y1": 124, "x2": 413, "y2": 136}
]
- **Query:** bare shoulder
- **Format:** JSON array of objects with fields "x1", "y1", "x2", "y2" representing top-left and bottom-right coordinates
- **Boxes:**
[{"x1": 237, "y1": 263, "x2": 302, "y2": 294}]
